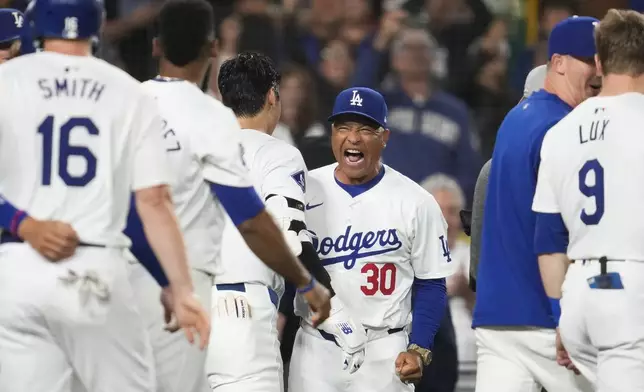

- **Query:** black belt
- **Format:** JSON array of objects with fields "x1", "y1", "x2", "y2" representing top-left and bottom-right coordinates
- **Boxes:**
[
  {"x1": 572, "y1": 256, "x2": 624, "y2": 275},
  {"x1": 318, "y1": 326, "x2": 405, "y2": 344},
  {"x1": 0, "y1": 232, "x2": 105, "y2": 248}
]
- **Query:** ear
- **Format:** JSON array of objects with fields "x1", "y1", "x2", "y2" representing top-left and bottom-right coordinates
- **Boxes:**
[
  {"x1": 267, "y1": 87, "x2": 277, "y2": 107},
  {"x1": 152, "y1": 37, "x2": 161, "y2": 58},
  {"x1": 551, "y1": 54, "x2": 565, "y2": 75},
  {"x1": 594, "y1": 54, "x2": 603, "y2": 75},
  {"x1": 382, "y1": 129, "x2": 390, "y2": 146}
]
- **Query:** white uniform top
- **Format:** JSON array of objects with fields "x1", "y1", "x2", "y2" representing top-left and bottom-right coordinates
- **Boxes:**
[
  {"x1": 141, "y1": 78, "x2": 252, "y2": 274},
  {"x1": 0, "y1": 52, "x2": 168, "y2": 247},
  {"x1": 301, "y1": 164, "x2": 456, "y2": 329},
  {"x1": 216, "y1": 129, "x2": 308, "y2": 295},
  {"x1": 533, "y1": 93, "x2": 644, "y2": 261}
]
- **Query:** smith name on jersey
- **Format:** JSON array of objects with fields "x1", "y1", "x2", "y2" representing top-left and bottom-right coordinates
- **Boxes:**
[{"x1": 303, "y1": 163, "x2": 456, "y2": 330}]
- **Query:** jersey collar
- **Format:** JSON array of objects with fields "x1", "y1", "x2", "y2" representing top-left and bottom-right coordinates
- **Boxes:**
[{"x1": 334, "y1": 165, "x2": 386, "y2": 198}]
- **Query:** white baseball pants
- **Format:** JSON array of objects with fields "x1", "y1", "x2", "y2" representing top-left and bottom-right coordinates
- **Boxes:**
[{"x1": 0, "y1": 243, "x2": 155, "y2": 392}]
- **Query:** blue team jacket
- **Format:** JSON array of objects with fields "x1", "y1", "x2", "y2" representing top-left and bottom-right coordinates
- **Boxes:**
[{"x1": 472, "y1": 90, "x2": 572, "y2": 328}]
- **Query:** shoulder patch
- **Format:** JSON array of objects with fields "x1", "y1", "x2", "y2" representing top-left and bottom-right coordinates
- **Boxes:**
[{"x1": 291, "y1": 170, "x2": 306, "y2": 193}]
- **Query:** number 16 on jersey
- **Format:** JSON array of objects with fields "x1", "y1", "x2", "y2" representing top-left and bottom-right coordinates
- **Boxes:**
[{"x1": 38, "y1": 115, "x2": 100, "y2": 187}]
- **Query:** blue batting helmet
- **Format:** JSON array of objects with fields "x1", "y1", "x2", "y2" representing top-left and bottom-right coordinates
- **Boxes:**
[
  {"x1": 26, "y1": 0, "x2": 103, "y2": 41},
  {"x1": 0, "y1": 9, "x2": 24, "y2": 44}
]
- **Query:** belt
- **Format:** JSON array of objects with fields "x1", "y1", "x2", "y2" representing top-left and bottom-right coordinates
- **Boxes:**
[
  {"x1": 0, "y1": 232, "x2": 105, "y2": 248},
  {"x1": 215, "y1": 283, "x2": 279, "y2": 309},
  {"x1": 318, "y1": 326, "x2": 405, "y2": 344},
  {"x1": 572, "y1": 256, "x2": 624, "y2": 275}
]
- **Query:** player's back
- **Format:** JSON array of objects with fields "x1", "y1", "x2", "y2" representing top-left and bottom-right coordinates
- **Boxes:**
[
  {"x1": 0, "y1": 52, "x2": 157, "y2": 246},
  {"x1": 216, "y1": 130, "x2": 305, "y2": 295},
  {"x1": 141, "y1": 78, "x2": 234, "y2": 274},
  {"x1": 541, "y1": 93, "x2": 644, "y2": 261}
]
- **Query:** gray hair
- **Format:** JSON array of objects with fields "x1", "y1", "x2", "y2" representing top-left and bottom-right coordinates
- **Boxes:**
[{"x1": 420, "y1": 174, "x2": 465, "y2": 209}]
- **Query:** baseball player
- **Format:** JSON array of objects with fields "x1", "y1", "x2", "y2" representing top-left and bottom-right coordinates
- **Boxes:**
[
  {"x1": 125, "y1": 2, "x2": 331, "y2": 391},
  {"x1": 534, "y1": 9, "x2": 644, "y2": 390},
  {"x1": 0, "y1": 0, "x2": 210, "y2": 390},
  {"x1": 0, "y1": 8, "x2": 24, "y2": 63},
  {"x1": 288, "y1": 87, "x2": 456, "y2": 392},
  {"x1": 209, "y1": 52, "x2": 367, "y2": 392},
  {"x1": 473, "y1": 16, "x2": 599, "y2": 392}
]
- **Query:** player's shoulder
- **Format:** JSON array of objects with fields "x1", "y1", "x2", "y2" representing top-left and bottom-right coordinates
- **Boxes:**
[
  {"x1": 309, "y1": 163, "x2": 338, "y2": 182},
  {"x1": 383, "y1": 165, "x2": 440, "y2": 205},
  {"x1": 251, "y1": 131, "x2": 306, "y2": 169}
]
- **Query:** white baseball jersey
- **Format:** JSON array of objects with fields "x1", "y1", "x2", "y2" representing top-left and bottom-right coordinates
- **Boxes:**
[
  {"x1": 216, "y1": 128, "x2": 309, "y2": 294},
  {"x1": 302, "y1": 164, "x2": 456, "y2": 329},
  {"x1": 533, "y1": 93, "x2": 644, "y2": 261},
  {"x1": 141, "y1": 78, "x2": 252, "y2": 275},
  {"x1": 0, "y1": 52, "x2": 168, "y2": 246}
]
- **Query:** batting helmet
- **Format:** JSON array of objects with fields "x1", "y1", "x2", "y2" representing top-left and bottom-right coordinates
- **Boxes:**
[{"x1": 26, "y1": 0, "x2": 103, "y2": 42}]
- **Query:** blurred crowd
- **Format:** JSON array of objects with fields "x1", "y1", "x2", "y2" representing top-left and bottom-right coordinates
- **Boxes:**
[{"x1": 0, "y1": 0, "x2": 628, "y2": 390}]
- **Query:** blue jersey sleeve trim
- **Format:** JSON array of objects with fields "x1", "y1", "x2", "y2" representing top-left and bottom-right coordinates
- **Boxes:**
[
  {"x1": 208, "y1": 182, "x2": 264, "y2": 226},
  {"x1": 549, "y1": 297, "x2": 561, "y2": 327},
  {"x1": 410, "y1": 278, "x2": 447, "y2": 349},
  {"x1": 124, "y1": 195, "x2": 169, "y2": 287},
  {"x1": 534, "y1": 212, "x2": 569, "y2": 255},
  {"x1": 0, "y1": 193, "x2": 28, "y2": 236}
]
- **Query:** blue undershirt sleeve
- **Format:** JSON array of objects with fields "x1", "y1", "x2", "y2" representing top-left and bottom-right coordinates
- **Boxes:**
[
  {"x1": 0, "y1": 193, "x2": 28, "y2": 235},
  {"x1": 124, "y1": 194, "x2": 169, "y2": 287},
  {"x1": 410, "y1": 277, "x2": 448, "y2": 350},
  {"x1": 208, "y1": 182, "x2": 264, "y2": 226},
  {"x1": 534, "y1": 212, "x2": 569, "y2": 255}
]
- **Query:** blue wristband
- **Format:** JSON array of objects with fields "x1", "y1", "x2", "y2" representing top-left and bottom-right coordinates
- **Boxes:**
[
  {"x1": 549, "y1": 297, "x2": 561, "y2": 327},
  {"x1": 296, "y1": 277, "x2": 316, "y2": 294}
]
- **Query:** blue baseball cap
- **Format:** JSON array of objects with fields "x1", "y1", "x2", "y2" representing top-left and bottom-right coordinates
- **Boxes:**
[
  {"x1": 328, "y1": 87, "x2": 388, "y2": 129},
  {"x1": 548, "y1": 16, "x2": 599, "y2": 59},
  {"x1": 0, "y1": 9, "x2": 25, "y2": 44}
]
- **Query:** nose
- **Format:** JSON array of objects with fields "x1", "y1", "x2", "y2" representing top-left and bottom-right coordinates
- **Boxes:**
[{"x1": 346, "y1": 130, "x2": 361, "y2": 144}]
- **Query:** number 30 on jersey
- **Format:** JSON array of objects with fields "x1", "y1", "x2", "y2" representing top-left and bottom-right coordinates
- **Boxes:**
[{"x1": 38, "y1": 115, "x2": 99, "y2": 187}]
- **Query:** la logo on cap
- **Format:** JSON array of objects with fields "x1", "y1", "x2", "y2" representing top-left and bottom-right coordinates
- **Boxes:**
[{"x1": 349, "y1": 90, "x2": 363, "y2": 107}]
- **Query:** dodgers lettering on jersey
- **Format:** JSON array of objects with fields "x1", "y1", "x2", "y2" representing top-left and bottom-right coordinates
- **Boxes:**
[
  {"x1": 0, "y1": 52, "x2": 169, "y2": 247},
  {"x1": 299, "y1": 164, "x2": 455, "y2": 330},
  {"x1": 216, "y1": 129, "x2": 310, "y2": 295},
  {"x1": 313, "y1": 225, "x2": 402, "y2": 270},
  {"x1": 533, "y1": 93, "x2": 644, "y2": 261},
  {"x1": 141, "y1": 78, "x2": 251, "y2": 274}
]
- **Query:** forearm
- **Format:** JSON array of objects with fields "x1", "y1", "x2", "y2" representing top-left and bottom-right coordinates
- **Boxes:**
[
  {"x1": 136, "y1": 189, "x2": 192, "y2": 293},
  {"x1": 410, "y1": 278, "x2": 447, "y2": 349},
  {"x1": 239, "y1": 211, "x2": 311, "y2": 288},
  {"x1": 538, "y1": 253, "x2": 570, "y2": 299}
]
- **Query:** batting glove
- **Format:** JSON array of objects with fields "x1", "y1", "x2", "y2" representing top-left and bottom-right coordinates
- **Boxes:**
[{"x1": 317, "y1": 296, "x2": 367, "y2": 374}]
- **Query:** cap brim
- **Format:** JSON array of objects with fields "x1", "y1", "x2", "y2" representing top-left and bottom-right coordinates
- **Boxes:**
[
  {"x1": 328, "y1": 111, "x2": 386, "y2": 129},
  {"x1": 0, "y1": 35, "x2": 20, "y2": 44}
]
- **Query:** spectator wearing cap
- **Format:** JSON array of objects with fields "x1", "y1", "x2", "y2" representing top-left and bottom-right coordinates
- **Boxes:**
[
  {"x1": 472, "y1": 16, "x2": 599, "y2": 392},
  {"x1": 0, "y1": 8, "x2": 30, "y2": 63},
  {"x1": 355, "y1": 26, "x2": 483, "y2": 206}
]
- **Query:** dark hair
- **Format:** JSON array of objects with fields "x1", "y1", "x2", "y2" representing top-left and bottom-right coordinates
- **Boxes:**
[
  {"x1": 541, "y1": 0, "x2": 576, "y2": 16},
  {"x1": 157, "y1": 0, "x2": 214, "y2": 66},
  {"x1": 218, "y1": 52, "x2": 281, "y2": 118}
]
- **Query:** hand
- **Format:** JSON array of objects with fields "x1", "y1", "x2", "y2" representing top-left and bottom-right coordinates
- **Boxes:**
[
  {"x1": 161, "y1": 287, "x2": 211, "y2": 350},
  {"x1": 317, "y1": 296, "x2": 367, "y2": 374},
  {"x1": 301, "y1": 280, "x2": 331, "y2": 327},
  {"x1": 395, "y1": 350, "x2": 423, "y2": 383},
  {"x1": 219, "y1": 16, "x2": 241, "y2": 51},
  {"x1": 18, "y1": 217, "x2": 79, "y2": 261},
  {"x1": 373, "y1": 10, "x2": 407, "y2": 50},
  {"x1": 556, "y1": 328, "x2": 580, "y2": 375}
]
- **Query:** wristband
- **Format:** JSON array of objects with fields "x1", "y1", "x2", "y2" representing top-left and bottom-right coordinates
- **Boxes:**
[
  {"x1": 549, "y1": 297, "x2": 561, "y2": 327},
  {"x1": 296, "y1": 277, "x2": 316, "y2": 294},
  {"x1": 10, "y1": 210, "x2": 27, "y2": 237}
]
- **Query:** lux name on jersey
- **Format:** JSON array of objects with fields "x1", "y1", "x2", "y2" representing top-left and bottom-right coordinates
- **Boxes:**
[
  {"x1": 37, "y1": 77, "x2": 106, "y2": 102},
  {"x1": 312, "y1": 225, "x2": 402, "y2": 270},
  {"x1": 579, "y1": 118, "x2": 609, "y2": 144}
]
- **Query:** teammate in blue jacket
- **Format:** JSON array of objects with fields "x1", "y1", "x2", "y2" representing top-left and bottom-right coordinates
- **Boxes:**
[{"x1": 472, "y1": 16, "x2": 600, "y2": 392}]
